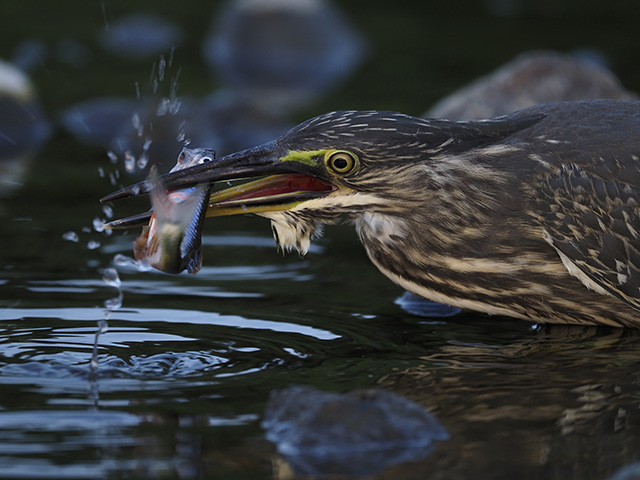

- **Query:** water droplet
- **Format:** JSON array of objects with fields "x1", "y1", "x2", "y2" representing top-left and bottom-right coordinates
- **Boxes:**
[
  {"x1": 169, "y1": 97, "x2": 181, "y2": 115},
  {"x1": 124, "y1": 151, "x2": 135, "y2": 173},
  {"x1": 97, "y1": 167, "x2": 105, "y2": 178},
  {"x1": 108, "y1": 172, "x2": 117, "y2": 186},
  {"x1": 113, "y1": 254, "x2": 133, "y2": 267},
  {"x1": 62, "y1": 231, "x2": 79, "y2": 242},
  {"x1": 102, "y1": 205, "x2": 113, "y2": 218},
  {"x1": 82, "y1": 226, "x2": 91, "y2": 233},
  {"x1": 142, "y1": 137, "x2": 152, "y2": 151},
  {"x1": 158, "y1": 55, "x2": 166, "y2": 82},
  {"x1": 137, "y1": 152, "x2": 149, "y2": 169},
  {"x1": 93, "y1": 217, "x2": 105, "y2": 233},
  {"x1": 87, "y1": 240, "x2": 101, "y2": 250},
  {"x1": 131, "y1": 112, "x2": 143, "y2": 136},
  {"x1": 104, "y1": 295, "x2": 122, "y2": 310},
  {"x1": 134, "y1": 81, "x2": 141, "y2": 99},
  {"x1": 90, "y1": 318, "x2": 110, "y2": 372},
  {"x1": 102, "y1": 267, "x2": 121, "y2": 288},
  {"x1": 107, "y1": 150, "x2": 118, "y2": 164},
  {"x1": 156, "y1": 97, "x2": 169, "y2": 116}
]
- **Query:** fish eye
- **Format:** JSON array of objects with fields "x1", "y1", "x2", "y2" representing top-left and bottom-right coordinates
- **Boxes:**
[{"x1": 326, "y1": 151, "x2": 358, "y2": 175}]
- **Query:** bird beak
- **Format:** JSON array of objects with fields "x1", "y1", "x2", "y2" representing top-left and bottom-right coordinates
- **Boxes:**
[{"x1": 101, "y1": 142, "x2": 337, "y2": 226}]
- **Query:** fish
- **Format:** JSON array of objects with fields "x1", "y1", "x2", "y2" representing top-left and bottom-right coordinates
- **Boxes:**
[{"x1": 133, "y1": 148, "x2": 214, "y2": 274}]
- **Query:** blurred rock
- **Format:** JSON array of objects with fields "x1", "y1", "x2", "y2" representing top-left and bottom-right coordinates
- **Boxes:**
[
  {"x1": 60, "y1": 97, "x2": 143, "y2": 147},
  {"x1": 262, "y1": 385, "x2": 448, "y2": 477},
  {"x1": 0, "y1": 60, "x2": 50, "y2": 196},
  {"x1": 610, "y1": 462, "x2": 640, "y2": 480},
  {"x1": 99, "y1": 14, "x2": 182, "y2": 59},
  {"x1": 54, "y1": 39, "x2": 91, "y2": 68},
  {"x1": 426, "y1": 51, "x2": 636, "y2": 120},
  {"x1": 204, "y1": 0, "x2": 366, "y2": 112}
]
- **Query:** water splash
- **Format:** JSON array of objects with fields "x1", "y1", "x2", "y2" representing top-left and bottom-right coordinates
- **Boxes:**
[
  {"x1": 103, "y1": 266, "x2": 122, "y2": 288},
  {"x1": 123, "y1": 151, "x2": 135, "y2": 173},
  {"x1": 156, "y1": 97, "x2": 170, "y2": 116},
  {"x1": 114, "y1": 252, "x2": 152, "y2": 272},
  {"x1": 158, "y1": 54, "x2": 166, "y2": 82},
  {"x1": 102, "y1": 205, "x2": 113, "y2": 219},
  {"x1": 62, "y1": 231, "x2": 79, "y2": 242},
  {"x1": 93, "y1": 217, "x2": 105, "y2": 233},
  {"x1": 131, "y1": 112, "x2": 143, "y2": 137},
  {"x1": 91, "y1": 267, "x2": 122, "y2": 376}
]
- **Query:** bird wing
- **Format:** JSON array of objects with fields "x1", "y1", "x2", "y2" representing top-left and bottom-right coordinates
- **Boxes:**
[{"x1": 536, "y1": 162, "x2": 640, "y2": 311}]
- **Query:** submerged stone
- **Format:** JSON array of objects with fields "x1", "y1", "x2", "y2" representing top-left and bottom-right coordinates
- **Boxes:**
[
  {"x1": 395, "y1": 291, "x2": 462, "y2": 318},
  {"x1": 262, "y1": 385, "x2": 448, "y2": 476}
]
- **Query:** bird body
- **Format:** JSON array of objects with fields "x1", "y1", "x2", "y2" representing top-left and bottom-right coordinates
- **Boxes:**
[{"x1": 104, "y1": 99, "x2": 640, "y2": 327}]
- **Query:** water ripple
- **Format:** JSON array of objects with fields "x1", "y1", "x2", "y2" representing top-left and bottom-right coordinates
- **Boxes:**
[{"x1": 0, "y1": 307, "x2": 340, "y2": 340}]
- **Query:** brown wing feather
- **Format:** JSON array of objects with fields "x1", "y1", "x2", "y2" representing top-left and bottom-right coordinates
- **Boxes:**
[{"x1": 536, "y1": 162, "x2": 640, "y2": 310}]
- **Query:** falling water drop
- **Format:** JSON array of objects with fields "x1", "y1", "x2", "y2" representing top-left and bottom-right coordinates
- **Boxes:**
[
  {"x1": 87, "y1": 240, "x2": 101, "y2": 250},
  {"x1": 124, "y1": 151, "x2": 135, "y2": 173},
  {"x1": 156, "y1": 97, "x2": 170, "y2": 116},
  {"x1": 107, "y1": 150, "x2": 118, "y2": 164},
  {"x1": 62, "y1": 231, "x2": 79, "y2": 242},
  {"x1": 102, "y1": 204, "x2": 113, "y2": 219},
  {"x1": 90, "y1": 317, "x2": 109, "y2": 371},
  {"x1": 169, "y1": 97, "x2": 181, "y2": 115},
  {"x1": 102, "y1": 267, "x2": 121, "y2": 288},
  {"x1": 137, "y1": 152, "x2": 149, "y2": 169},
  {"x1": 131, "y1": 112, "x2": 143, "y2": 137},
  {"x1": 158, "y1": 54, "x2": 166, "y2": 82}
]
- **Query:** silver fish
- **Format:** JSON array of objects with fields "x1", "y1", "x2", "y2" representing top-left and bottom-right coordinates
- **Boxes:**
[{"x1": 134, "y1": 148, "x2": 214, "y2": 274}]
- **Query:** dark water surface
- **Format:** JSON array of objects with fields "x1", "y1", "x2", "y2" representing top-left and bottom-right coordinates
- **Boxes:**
[{"x1": 3, "y1": 1, "x2": 640, "y2": 479}]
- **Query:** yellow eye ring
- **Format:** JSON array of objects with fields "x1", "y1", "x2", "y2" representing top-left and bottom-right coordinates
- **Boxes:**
[{"x1": 326, "y1": 151, "x2": 358, "y2": 175}]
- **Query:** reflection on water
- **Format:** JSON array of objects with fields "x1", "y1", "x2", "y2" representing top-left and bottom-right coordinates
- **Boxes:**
[
  {"x1": 3, "y1": 196, "x2": 640, "y2": 478},
  {"x1": 4, "y1": 261, "x2": 640, "y2": 479}
]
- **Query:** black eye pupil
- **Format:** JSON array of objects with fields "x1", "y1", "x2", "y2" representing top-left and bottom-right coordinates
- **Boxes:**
[{"x1": 334, "y1": 157, "x2": 349, "y2": 170}]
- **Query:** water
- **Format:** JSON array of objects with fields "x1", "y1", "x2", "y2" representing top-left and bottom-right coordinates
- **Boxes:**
[
  {"x1": 5, "y1": 186, "x2": 640, "y2": 479},
  {"x1": 3, "y1": 1, "x2": 640, "y2": 479}
]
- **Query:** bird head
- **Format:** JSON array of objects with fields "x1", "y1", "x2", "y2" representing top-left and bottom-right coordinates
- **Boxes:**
[{"x1": 102, "y1": 110, "x2": 542, "y2": 254}]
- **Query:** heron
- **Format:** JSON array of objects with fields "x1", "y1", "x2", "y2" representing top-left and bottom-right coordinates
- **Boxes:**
[{"x1": 102, "y1": 99, "x2": 640, "y2": 327}]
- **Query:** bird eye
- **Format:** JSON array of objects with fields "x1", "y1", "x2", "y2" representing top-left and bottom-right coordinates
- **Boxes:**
[{"x1": 327, "y1": 151, "x2": 358, "y2": 175}]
